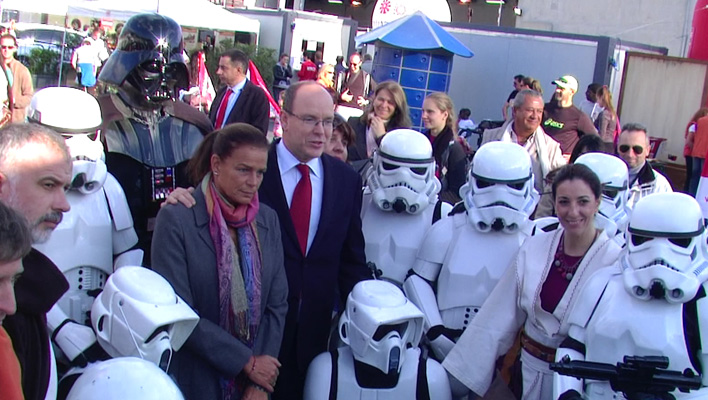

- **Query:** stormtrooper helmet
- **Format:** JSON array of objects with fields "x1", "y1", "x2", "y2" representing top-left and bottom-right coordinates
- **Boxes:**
[
  {"x1": 338, "y1": 280, "x2": 424, "y2": 375},
  {"x1": 91, "y1": 266, "x2": 199, "y2": 370},
  {"x1": 67, "y1": 357, "x2": 184, "y2": 400},
  {"x1": 28, "y1": 87, "x2": 106, "y2": 194},
  {"x1": 460, "y1": 141, "x2": 538, "y2": 233},
  {"x1": 622, "y1": 193, "x2": 708, "y2": 303},
  {"x1": 575, "y1": 152, "x2": 630, "y2": 235},
  {"x1": 368, "y1": 129, "x2": 440, "y2": 214}
]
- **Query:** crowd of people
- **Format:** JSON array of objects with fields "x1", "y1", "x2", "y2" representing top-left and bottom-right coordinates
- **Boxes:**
[{"x1": 1, "y1": 11, "x2": 707, "y2": 400}]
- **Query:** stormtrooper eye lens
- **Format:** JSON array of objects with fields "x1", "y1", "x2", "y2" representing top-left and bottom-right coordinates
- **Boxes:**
[
  {"x1": 373, "y1": 322, "x2": 408, "y2": 341},
  {"x1": 603, "y1": 189, "x2": 618, "y2": 199},
  {"x1": 382, "y1": 161, "x2": 399, "y2": 171},
  {"x1": 631, "y1": 235, "x2": 653, "y2": 246},
  {"x1": 669, "y1": 238, "x2": 692, "y2": 248},
  {"x1": 507, "y1": 182, "x2": 525, "y2": 190},
  {"x1": 476, "y1": 178, "x2": 493, "y2": 189},
  {"x1": 411, "y1": 167, "x2": 427, "y2": 175}
]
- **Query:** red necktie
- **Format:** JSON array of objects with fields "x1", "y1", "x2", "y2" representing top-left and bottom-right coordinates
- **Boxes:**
[
  {"x1": 290, "y1": 164, "x2": 312, "y2": 255},
  {"x1": 214, "y1": 89, "x2": 233, "y2": 129}
]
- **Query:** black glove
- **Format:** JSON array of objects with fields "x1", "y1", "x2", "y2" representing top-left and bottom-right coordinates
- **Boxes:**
[
  {"x1": 558, "y1": 389, "x2": 583, "y2": 400},
  {"x1": 427, "y1": 325, "x2": 464, "y2": 341}
]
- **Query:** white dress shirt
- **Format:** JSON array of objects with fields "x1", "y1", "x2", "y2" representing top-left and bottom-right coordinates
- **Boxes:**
[
  {"x1": 276, "y1": 140, "x2": 323, "y2": 254},
  {"x1": 219, "y1": 78, "x2": 247, "y2": 129}
]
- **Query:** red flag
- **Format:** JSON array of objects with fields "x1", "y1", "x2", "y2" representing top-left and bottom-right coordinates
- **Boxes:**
[
  {"x1": 696, "y1": 158, "x2": 708, "y2": 218},
  {"x1": 247, "y1": 60, "x2": 280, "y2": 117},
  {"x1": 196, "y1": 52, "x2": 215, "y2": 111}
]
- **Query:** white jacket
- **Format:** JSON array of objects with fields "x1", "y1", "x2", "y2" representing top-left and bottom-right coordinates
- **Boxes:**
[
  {"x1": 442, "y1": 228, "x2": 621, "y2": 399},
  {"x1": 627, "y1": 162, "x2": 673, "y2": 208}
]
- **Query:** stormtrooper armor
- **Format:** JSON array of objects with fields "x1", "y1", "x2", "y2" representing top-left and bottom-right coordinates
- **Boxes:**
[
  {"x1": 92, "y1": 266, "x2": 198, "y2": 371},
  {"x1": 554, "y1": 193, "x2": 708, "y2": 400},
  {"x1": 361, "y1": 129, "x2": 451, "y2": 285},
  {"x1": 534, "y1": 152, "x2": 630, "y2": 243},
  {"x1": 66, "y1": 357, "x2": 185, "y2": 400},
  {"x1": 576, "y1": 152, "x2": 630, "y2": 240},
  {"x1": 98, "y1": 13, "x2": 211, "y2": 261},
  {"x1": 304, "y1": 280, "x2": 451, "y2": 400},
  {"x1": 403, "y1": 141, "x2": 538, "y2": 361},
  {"x1": 29, "y1": 87, "x2": 143, "y2": 365}
]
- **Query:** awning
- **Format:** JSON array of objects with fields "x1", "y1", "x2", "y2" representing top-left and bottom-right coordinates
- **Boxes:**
[
  {"x1": 68, "y1": 0, "x2": 260, "y2": 34},
  {"x1": 356, "y1": 11, "x2": 473, "y2": 58}
]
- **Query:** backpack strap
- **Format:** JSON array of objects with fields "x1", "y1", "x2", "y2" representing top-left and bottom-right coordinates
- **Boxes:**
[{"x1": 415, "y1": 352, "x2": 430, "y2": 400}]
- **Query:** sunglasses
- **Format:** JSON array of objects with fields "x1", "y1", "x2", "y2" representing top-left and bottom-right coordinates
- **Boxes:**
[
  {"x1": 0, "y1": 46, "x2": 15, "y2": 50},
  {"x1": 618, "y1": 144, "x2": 644, "y2": 154}
]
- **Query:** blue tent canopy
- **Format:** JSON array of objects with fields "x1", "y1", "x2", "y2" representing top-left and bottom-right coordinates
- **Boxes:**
[{"x1": 355, "y1": 11, "x2": 473, "y2": 58}]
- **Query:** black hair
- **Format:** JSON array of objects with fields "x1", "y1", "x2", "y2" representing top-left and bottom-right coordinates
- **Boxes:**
[
  {"x1": 187, "y1": 123, "x2": 268, "y2": 185},
  {"x1": 221, "y1": 48, "x2": 249, "y2": 70},
  {"x1": 0, "y1": 201, "x2": 32, "y2": 262},
  {"x1": 569, "y1": 134, "x2": 603, "y2": 163},
  {"x1": 551, "y1": 163, "x2": 602, "y2": 201}
]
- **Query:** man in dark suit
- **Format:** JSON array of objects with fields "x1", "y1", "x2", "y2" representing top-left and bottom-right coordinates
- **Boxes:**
[
  {"x1": 162, "y1": 81, "x2": 370, "y2": 399},
  {"x1": 263, "y1": 81, "x2": 370, "y2": 400},
  {"x1": 210, "y1": 49, "x2": 270, "y2": 134}
]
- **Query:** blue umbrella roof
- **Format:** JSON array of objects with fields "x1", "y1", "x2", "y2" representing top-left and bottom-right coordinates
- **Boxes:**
[{"x1": 355, "y1": 11, "x2": 473, "y2": 58}]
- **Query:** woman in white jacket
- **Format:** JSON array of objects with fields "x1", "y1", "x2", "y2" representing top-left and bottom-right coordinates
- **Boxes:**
[{"x1": 442, "y1": 163, "x2": 622, "y2": 400}]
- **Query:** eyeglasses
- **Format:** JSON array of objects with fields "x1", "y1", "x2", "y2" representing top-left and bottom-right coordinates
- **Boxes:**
[
  {"x1": 284, "y1": 110, "x2": 334, "y2": 129},
  {"x1": 618, "y1": 144, "x2": 644, "y2": 154},
  {"x1": 0, "y1": 46, "x2": 15, "y2": 50}
]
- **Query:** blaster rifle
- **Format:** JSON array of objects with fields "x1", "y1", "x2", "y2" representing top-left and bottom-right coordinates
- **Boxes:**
[{"x1": 550, "y1": 355, "x2": 702, "y2": 399}]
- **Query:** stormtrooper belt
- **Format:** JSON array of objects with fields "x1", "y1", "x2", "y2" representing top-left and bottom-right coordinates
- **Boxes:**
[{"x1": 520, "y1": 330, "x2": 556, "y2": 363}]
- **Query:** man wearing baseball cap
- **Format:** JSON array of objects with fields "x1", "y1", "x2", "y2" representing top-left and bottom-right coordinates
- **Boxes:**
[{"x1": 543, "y1": 75, "x2": 598, "y2": 158}]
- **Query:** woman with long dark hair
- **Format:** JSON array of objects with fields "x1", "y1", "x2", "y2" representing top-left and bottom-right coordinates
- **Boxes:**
[
  {"x1": 444, "y1": 164, "x2": 621, "y2": 400},
  {"x1": 347, "y1": 80, "x2": 411, "y2": 161}
]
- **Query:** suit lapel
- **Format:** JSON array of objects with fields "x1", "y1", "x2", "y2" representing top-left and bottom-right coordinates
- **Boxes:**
[
  {"x1": 193, "y1": 188, "x2": 216, "y2": 255},
  {"x1": 228, "y1": 81, "x2": 251, "y2": 124},
  {"x1": 260, "y1": 143, "x2": 300, "y2": 251},
  {"x1": 309, "y1": 155, "x2": 335, "y2": 253},
  {"x1": 210, "y1": 87, "x2": 226, "y2": 123}
]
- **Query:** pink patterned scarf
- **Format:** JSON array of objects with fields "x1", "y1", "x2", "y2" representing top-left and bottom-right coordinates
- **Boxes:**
[{"x1": 201, "y1": 173, "x2": 262, "y2": 399}]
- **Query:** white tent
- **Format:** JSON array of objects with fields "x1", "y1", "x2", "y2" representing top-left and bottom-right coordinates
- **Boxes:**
[
  {"x1": 0, "y1": 0, "x2": 72, "y2": 16},
  {"x1": 67, "y1": 0, "x2": 259, "y2": 34}
]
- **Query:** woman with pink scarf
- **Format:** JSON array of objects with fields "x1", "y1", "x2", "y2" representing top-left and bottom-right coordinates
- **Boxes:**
[{"x1": 152, "y1": 123, "x2": 288, "y2": 400}]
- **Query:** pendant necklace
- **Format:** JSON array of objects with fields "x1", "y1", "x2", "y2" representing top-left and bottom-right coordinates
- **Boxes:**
[{"x1": 553, "y1": 234, "x2": 583, "y2": 281}]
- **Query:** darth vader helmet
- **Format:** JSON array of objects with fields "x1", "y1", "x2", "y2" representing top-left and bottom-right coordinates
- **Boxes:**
[{"x1": 99, "y1": 13, "x2": 188, "y2": 106}]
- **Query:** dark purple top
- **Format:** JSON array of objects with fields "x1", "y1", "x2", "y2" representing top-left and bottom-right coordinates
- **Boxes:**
[{"x1": 540, "y1": 250, "x2": 583, "y2": 313}]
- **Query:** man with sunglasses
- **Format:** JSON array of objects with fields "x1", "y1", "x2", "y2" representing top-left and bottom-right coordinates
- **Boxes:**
[
  {"x1": 617, "y1": 122, "x2": 672, "y2": 208},
  {"x1": 0, "y1": 34, "x2": 33, "y2": 122}
]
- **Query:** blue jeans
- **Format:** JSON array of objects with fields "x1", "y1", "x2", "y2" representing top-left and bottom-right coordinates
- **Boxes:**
[{"x1": 690, "y1": 157, "x2": 704, "y2": 197}]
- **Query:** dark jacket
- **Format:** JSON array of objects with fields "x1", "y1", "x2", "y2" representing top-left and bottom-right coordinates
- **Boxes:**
[
  {"x1": 4, "y1": 249, "x2": 68, "y2": 400},
  {"x1": 346, "y1": 116, "x2": 407, "y2": 162},
  {"x1": 424, "y1": 126, "x2": 467, "y2": 204},
  {"x1": 210, "y1": 80, "x2": 270, "y2": 135},
  {"x1": 151, "y1": 189, "x2": 288, "y2": 400},
  {"x1": 259, "y1": 142, "x2": 369, "y2": 374}
]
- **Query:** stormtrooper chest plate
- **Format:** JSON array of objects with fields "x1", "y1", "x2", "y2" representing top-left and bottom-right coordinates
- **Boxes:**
[
  {"x1": 335, "y1": 347, "x2": 421, "y2": 400},
  {"x1": 585, "y1": 278, "x2": 695, "y2": 375},
  {"x1": 362, "y1": 202, "x2": 435, "y2": 285},
  {"x1": 436, "y1": 226, "x2": 524, "y2": 327}
]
